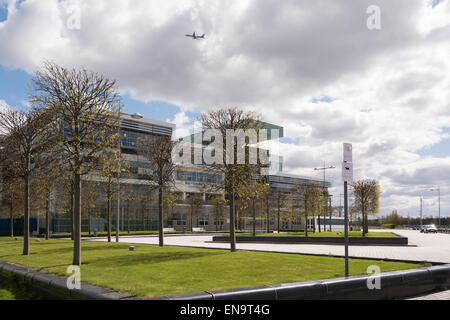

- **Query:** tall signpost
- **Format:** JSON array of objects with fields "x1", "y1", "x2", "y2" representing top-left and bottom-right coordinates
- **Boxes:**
[{"x1": 342, "y1": 143, "x2": 353, "y2": 278}]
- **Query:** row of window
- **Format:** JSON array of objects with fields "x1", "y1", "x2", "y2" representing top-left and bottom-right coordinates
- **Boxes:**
[
  {"x1": 170, "y1": 214, "x2": 224, "y2": 227},
  {"x1": 176, "y1": 171, "x2": 223, "y2": 184}
]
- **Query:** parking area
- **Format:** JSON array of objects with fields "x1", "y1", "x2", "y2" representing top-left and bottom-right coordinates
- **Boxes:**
[{"x1": 90, "y1": 229, "x2": 450, "y2": 264}]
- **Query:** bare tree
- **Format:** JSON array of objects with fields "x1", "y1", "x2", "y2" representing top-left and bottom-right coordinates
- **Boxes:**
[
  {"x1": 200, "y1": 108, "x2": 265, "y2": 252},
  {"x1": 294, "y1": 184, "x2": 323, "y2": 236},
  {"x1": 0, "y1": 107, "x2": 54, "y2": 255},
  {"x1": 33, "y1": 165, "x2": 63, "y2": 240},
  {"x1": 351, "y1": 179, "x2": 381, "y2": 236},
  {"x1": 272, "y1": 190, "x2": 287, "y2": 233},
  {"x1": 0, "y1": 157, "x2": 22, "y2": 237},
  {"x1": 186, "y1": 196, "x2": 203, "y2": 231},
  {"x1": 97, "y1": 149, "x2": 128, "y2": 242},
  {"x1": 211, "y1": 196, "x2": 227, "y2": 231},
  {"x1": 163, "y1": 191, "x2": 181, "y2": 225},
  {"x1": 31, "y1": 62, "x2": 121, "y2": 265},
  {"x1": 138, "y1": 135, "x2": 178, "y2": 246},
  {"x1": 237, "y1": 178, "x2": 268, "y2": 236}
]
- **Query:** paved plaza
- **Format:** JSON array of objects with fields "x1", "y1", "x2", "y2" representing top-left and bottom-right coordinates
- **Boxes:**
[
  {"x1": 407, "y1": 290, "x2": 450, "y2": 300},
  {"x1": 90, "y1": 229, "x2": 450, "y2": 264}
]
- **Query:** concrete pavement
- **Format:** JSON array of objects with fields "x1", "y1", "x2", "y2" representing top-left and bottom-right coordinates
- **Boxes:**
[
  {"x1": 407, "y1": 290, "x2": 450, "y2": 300},
  {"x1": 90, "y1": 229, "x2": 450, "y2": 264}
]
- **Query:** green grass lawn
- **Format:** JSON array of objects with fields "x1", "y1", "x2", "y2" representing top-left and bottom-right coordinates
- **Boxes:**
[
  {"x1": 0, "y1": 237, "x2": 423, "y2": 299},
  {"x1": 0, "y1": 287, "x2": 15, "y2": 300},
  {"x1": 0, "y1": 279, "x2": 39, "y2": 300},
  {"x1": 241, "y1": 231, "x2": 398, "y2": 237}
]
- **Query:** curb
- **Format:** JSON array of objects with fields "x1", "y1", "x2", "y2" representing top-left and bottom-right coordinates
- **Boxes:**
[
  {"x1": 158, "y1": 264, "x2": 450, "y2": 300},
  {"x1": 2, "y1": 260, "x2": 449, "y2": 300},
  {"x1": 0, "y1": 261, "x2": 139, "y2": 300},
  {"x1": 212, "y1": 235, "x2": 409, "y2": 246}
]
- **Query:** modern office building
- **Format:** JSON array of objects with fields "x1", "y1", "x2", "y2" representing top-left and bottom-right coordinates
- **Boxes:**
[{"x1": 0, "y1": 113, "x2": 331, "y2": 234}]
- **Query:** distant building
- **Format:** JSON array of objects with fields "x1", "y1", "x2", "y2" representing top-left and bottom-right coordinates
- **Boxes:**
[{"x1": 0, "y1": 113, "x2": 332, "y2": 234}]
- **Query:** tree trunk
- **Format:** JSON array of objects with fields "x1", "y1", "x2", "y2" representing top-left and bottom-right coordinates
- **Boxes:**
[
  {"x1": 88, "y1": 212, "x2": 91, "y2": 235},
  {"x1": 252, "y1": 199, "x2": 256, "y2": 237},
  {"x1": 70, "y1": 190, "x2": 74, "y2": 240},
  {"x1": 277, "y1": 196, "x2": 280, "y2": 233},
  {"x1": 362, "y1": 211, "x2": 366, "y2": 237},
  {"x1": 266, "y1": 196, "x2": 270, "y2": 233},
  {"x1": 45, "y1": 198, "x2": 50, "y2": 240},
  {"x1": 318, "y1": 211, "x2": 321, "y2": 232},
  {"x1": 107, "y1": 196, "x2": 112, "y2": 242},
  {"x1": 229, "y1": 188, "x2": 236, "y2": 252},
  {"x1": 215, "y1": 207, "x2": 219, "y2": 231},
  {"x1": 304, "y1": 199, "x2": 308, "y2": 237},
  {"x1": 190, "y1": 206, "x2": 193, "y2": 232},
  {"x1": 365, "y1": 213, "x2": 369, "y2": 235},
  {"x1": 127, "y1": 202, "x2": 130, "y2": 234},
  {"x1": 158, "y1": 187, "x2": 164, "y2": 247},
  {"x1": 329, "y1": 202, "x2": 332, "y2": 232},
  {"x1": 23, "y1": 174, "x2": 30, "y2": 256},
  {"x1": 9, "y1": 202, "x2": 13, "y2": 238},
  {"x1": 73, "y1": 173, "x2": 82, "y2": 266},
  {"x1": 141, "y1": 205, "x2": 145, "y2": 231}
]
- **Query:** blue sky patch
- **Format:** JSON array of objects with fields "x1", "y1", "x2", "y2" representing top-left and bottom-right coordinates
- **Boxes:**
[
  {"x1": 0, "y1": 65, "x2": 198, "y2": 124},
  {"x1": 432, "y1": 0, "x2": 442, "y2": 8},
  {"x1": 121, "y1": 95, "x2": 199, "y2": 123},
  {"x1": 418, "y1": 127, "x2": 450, "y2": 158},
  {"x1": 0, "y1": 4, "x2": 7, "y2": 22},
  {"x1": 0, "y1": 66, "x2": 32, "y2": 109},
  {"x1": 311, "y1": 95, "x2": 333, "y2": 104}
]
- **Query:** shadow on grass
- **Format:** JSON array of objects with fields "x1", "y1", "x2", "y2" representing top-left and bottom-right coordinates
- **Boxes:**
[
  {"x1": 84, "y1": 250, "x2": 227, "y2": 268},
  {"x1": 1, "y1": 240, "x2": 228, "y2": 269},
  {"x1": 13, "y1": 243, "x2": 133, "y2": 257}
]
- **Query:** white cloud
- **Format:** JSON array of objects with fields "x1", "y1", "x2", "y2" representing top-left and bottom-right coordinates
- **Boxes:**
[
  {"x1": 167, "y1": 111, "x2": 193, "y2": 138},
  {"x1": 0, "y1": 0, "x2": 449, "y2": 216},
  {"x1": 0, "y1": 99, "x2": 10, "y2": 111}
]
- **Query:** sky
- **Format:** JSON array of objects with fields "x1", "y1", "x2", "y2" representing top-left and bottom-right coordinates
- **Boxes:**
[{"x1": 0, "y1": 0, "x2": 449, "y2": 218}]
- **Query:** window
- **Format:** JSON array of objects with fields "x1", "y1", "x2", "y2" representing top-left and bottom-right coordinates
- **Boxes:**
[{"x1": 198, "y1": 215, "x2": 209, "y2": 226}]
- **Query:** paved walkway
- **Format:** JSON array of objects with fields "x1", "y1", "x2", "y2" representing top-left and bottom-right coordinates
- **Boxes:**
[
  {"x1": 407, "y1": 290, "x2": 450, "y2": 300},
  {"x1": 90, "y1": 229, "x2": 450, "y2": 264}
]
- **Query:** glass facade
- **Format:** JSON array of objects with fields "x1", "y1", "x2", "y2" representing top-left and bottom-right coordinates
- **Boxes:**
[{"x1": 176, "y1": 171, "x2": 223, "y2": 184}]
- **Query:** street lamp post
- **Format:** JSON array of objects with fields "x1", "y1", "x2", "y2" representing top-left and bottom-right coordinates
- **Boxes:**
[
  {"x1": 430, "y1": 187, "x2": 441, "y2": 229},
  {"x1": 314, "y1": 164, "x2": 336, "y2": 232},
  {"x1": 339, "y1": 193, "x2": 344, "y2": 217},
  {"x1": 420, "y1": 197, "x2": 423, "y2": 231},
  {"x1": 328, "y1": 195, "x2": 333, "y2": 231}
]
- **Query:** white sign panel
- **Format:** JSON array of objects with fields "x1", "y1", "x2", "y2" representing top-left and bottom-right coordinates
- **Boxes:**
[
  {"x1": 342, "y1": 162, "x2": 353, "y2": 182},
  {"x1": 343, "y1": 143, "x2": 353, "y2": 163}
]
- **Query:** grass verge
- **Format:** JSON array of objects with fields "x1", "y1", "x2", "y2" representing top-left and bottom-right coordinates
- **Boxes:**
[
  {"x1": 0, "y1": 237, "x2": 424, "y2": 299},
  {"x1": 241, "y1": 231, "x2": 398, "y2": 237}
]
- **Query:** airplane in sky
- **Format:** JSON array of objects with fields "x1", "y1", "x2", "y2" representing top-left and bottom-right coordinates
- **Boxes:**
[{"x1": 185, "y1": 32, "x2": 206, "y2": 40}]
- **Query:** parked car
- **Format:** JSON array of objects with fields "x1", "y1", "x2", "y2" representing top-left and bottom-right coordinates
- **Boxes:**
[{"x1": 420, "y1": 225, "x2": 438, "y2": 233}]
